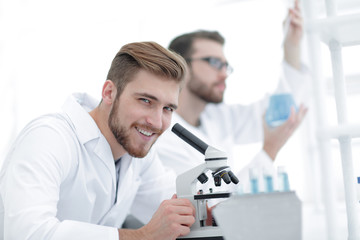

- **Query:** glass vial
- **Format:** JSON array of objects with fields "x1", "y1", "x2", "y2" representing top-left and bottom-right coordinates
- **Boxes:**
[
  {"x1": 249, "y1": 168, "x2": 259, "y2": 194},
  {"x1": 263, "y1": 169, "x2": 274, "y2": 193},
  {"x1": 277, "y1": 166, "x2": 290, "y2": 192},
  {"x1": 357, "y1": 177, "x2": 360, "y2": 203}
]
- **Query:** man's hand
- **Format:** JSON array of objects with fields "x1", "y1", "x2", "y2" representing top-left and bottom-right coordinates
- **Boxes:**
[
  {"x1": 119, "y1": 194, "x2": 196, "y2": 240},
  {"x1": 262, "y1": 104, "x2": 308, "y2": 160},
  {"x1": 284, "y1": 0, "x2": 303, "y2": 70}
]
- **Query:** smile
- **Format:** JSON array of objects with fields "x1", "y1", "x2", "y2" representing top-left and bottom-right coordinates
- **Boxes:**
[{"x1": 136, "y1": 127, "x2": 153, "y2": 137}]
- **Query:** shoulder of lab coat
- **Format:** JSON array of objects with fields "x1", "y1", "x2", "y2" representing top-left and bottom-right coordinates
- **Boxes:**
[
  {"x1": 155, "y1": 102, "x2": 269, "y2": 175},
  {"x1": 0, "y1": 93, "x2": 120, "y2": 240},
  {"x1": 154, "y1": 62, "x2": 309, "y2": 192},
  {"x1": 155, "y1": 113, "x2": 210, "y2": 176}
]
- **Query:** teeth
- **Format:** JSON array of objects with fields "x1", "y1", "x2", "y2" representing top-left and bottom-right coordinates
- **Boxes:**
[{"x1": 137, "y1": 127, "x2": 152, "y2": 136}]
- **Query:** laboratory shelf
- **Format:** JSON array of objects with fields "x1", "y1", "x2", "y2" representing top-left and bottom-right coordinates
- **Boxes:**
[
  {"x1": 303, "y1": 0, "x2": 360, "y2": 238},
  {"x1": 318, "y1": 124, "x2": 360, "y2": 139},
  {"x1": 326, "y1": 74, "x2": 360, "y2": 95},
  {"x1": 306, "y1": 13, "x2": 360, "y2": 46}
]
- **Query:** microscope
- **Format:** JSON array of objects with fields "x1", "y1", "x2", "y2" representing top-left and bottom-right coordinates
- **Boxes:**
[{"x1": 172, "y1": 123, "x2": 239, "y2": 240}]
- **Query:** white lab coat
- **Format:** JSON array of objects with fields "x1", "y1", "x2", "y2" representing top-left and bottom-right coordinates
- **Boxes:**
[
  {"x1": 155, "y1": 62, "x2": 310, "y2": 193},
  {"x1": 0, "y1": 93, "x2": 176, "y2": 240}
]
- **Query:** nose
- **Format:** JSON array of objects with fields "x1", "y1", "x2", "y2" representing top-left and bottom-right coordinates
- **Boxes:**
[
  {"x1": 219, "y1": 66, "x2": 228, "y2": 79},
  {"x1": 146, "y1": 108, "x2": 163, "y2": 130},
  {"x1": 220, "y1": 64, "x2": 233, "y2": 77}
]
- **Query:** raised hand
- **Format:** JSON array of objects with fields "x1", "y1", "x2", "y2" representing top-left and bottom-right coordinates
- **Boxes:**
[
  {"x1": 283, "y1": 0, "x2": 303, "y2": 69},
  {"x1": 262, "y1": 104, "x2": 308, "y2": 160}
]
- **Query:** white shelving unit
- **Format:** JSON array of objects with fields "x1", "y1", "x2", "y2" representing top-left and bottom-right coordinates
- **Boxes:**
[
  {"x1": 306, "y1": 13, "x2": 360, "y2": 47},
  {"x1": 303, "y1": 0, "x2": 360, "y2": 239}
]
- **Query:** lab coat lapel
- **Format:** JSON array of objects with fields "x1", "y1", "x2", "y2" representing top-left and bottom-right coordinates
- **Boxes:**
[
  {"x1": 99, "y1": 154, "x2": 142, "y2": 227},
  {"x1": 93, "y1": 136, "x2": 117, "y2": 196},
  {"x1": 63, "y1": 93, "x2": 118, "y2": 191}
]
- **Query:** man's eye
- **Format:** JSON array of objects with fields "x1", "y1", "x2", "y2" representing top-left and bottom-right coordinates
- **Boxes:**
[
  {"x1": 210, "y1": 59, "x2": 222, "y2": 68},
  {"x1": 140, "y1": 98, "x2": 150, "y2": 103},
  {"x1": 164, "y1": 106, "x2": 173, "y2": 112}
]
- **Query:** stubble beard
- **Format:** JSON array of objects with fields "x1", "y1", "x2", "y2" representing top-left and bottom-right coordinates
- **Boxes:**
[
  {"x1": 108, "y1": 101, "x2": 151, "y2": 158},
  {"x1": 187, "y1": 73, "x2": 224, "y2": 104}
]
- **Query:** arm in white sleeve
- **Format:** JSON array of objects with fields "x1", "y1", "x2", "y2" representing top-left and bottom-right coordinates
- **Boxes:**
[
  {"x1": 1, "y1": 125, "x2": 118, "y2": 240},
  {"x1": 278, "y1": 60, "x2": 311, "y2": 104}
]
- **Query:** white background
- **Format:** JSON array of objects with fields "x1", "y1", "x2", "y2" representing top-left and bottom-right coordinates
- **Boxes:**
[{"x1": 1, "y1": 0, "x2": 360, "y2": 238}]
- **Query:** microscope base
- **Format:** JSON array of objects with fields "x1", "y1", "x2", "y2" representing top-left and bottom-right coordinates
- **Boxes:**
[{"x1": 177, "y1": 226, "x2": 223, "y2": 240}]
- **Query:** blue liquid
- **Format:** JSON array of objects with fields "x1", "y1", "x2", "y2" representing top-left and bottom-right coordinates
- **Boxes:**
[
  {"x1": 266, "y1": 93, "x2": 297, "y2": 127},
  {"x1": 264, "y1": 176, "x2": 274, "y2": 193},
  {"x1": 278, "y1": 172, "x2": 290, "y2": 192},
  {"x1": 250, "y1": 178, "x2": 259, "y2": 194}
]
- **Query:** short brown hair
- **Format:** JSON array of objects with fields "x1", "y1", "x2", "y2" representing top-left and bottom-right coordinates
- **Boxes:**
[
  {"x1": 168, "y1": 30, "x2": 225, "y2": 61},
  {"x1": 107, "y1": 41, "x2": 187, "y2": 98}
]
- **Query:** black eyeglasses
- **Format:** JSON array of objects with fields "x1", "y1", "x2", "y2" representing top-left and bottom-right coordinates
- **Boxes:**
[{"x1": 187, "y1": 57, "x2": 233, "y2": 75}]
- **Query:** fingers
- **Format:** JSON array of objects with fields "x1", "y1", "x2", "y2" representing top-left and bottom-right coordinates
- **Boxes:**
[
  {"x1": 289, "y1": 9, "x2": 302, "y2": 26},
  {"x1": 177, "y1": 224, "x2": 192, "y2": 237},
  {"x1": 162, "y1": 198, "x2": 196, "y2": 217},
  {"x1": 297, "y1": 104, "x2": 309, "y2": 121},
  {"x1": 284, "y1": 104, "x2": 308, "y2": 131},
  {"x1": 294, "y1": 0, "x2": 300, "y2": 10},
  {"x1": 178, "y1": 215, "x2": 196, "y2": 227},
  {"x1": 146, "y1": 198, "x2": 196, "y2": 239},
  {"x1": 287, "y1": 0, "x2": 302, "y2": 30}
]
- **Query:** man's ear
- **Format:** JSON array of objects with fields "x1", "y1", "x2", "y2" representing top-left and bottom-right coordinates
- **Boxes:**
[{"x1": 102, "y1": 80, "x2": 117, "y2": 105}]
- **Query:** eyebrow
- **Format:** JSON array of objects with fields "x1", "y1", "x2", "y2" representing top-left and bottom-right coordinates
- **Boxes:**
[{"x1": 135, "y1": 92, "x2": 178, "y2": 110}]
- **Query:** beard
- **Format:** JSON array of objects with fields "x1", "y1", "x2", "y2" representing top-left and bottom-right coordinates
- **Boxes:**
[
  {"x1": 108, "y1": 100, "x2": 155, "y2": 158},
  {"x1": 187, "y1": 73, "x2": 224, "y2": 103}
]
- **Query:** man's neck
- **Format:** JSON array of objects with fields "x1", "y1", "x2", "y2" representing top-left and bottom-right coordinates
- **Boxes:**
[{"x1": 176, "y1": 90, "x2": 207, "y2": 127}]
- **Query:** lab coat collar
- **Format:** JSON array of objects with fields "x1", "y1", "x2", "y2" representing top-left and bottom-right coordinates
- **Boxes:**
[
  {"x1": 62, "y1": 93, "x2": 120, "y2": 192},
  {"x1": 62, "y1": 92, "x2": 101, "y2": 145}
]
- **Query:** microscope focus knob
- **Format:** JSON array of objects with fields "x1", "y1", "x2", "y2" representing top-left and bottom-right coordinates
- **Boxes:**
[
  {"x1": 197, "y1": 173, "x2": 209, "y2": 184},
  {"x1": 228, "y1": 170, "x2": 239, "y2": 184}
]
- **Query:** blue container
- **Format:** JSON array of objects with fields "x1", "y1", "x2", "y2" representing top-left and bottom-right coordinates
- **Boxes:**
[
  {"x1": 266, "y1": 93, "x2": 297, "y2": 127},
  {"x1": 250, "y1": 178, "x2": 259, "y2": 194},
  {"x1": 264, "y1": 175, "x2": 274, "y2": 193},
  {"x1": 278, "y1": 171, "x2": 290, "y2": 192}
]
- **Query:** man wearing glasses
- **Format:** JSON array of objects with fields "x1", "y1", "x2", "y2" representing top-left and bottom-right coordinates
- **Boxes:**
[{"x1": 154, "y1": 1, "x2": 308, "y2": 190}]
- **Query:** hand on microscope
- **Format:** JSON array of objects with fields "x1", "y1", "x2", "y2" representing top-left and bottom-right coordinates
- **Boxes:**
[
  {"x1": 138, "y1": 194, "x2": 196, "y2": 240},
  {"x1": 262, "y1": 104, "x2": 308, "y2": 160}
]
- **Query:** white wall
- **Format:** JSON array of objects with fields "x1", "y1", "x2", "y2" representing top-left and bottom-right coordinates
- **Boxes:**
[
  {"x1": 3, "y1": 0, "x2": 360, "y2": 238},
  {"x1": 0, "y1": 0, "x2": 288, "y2": 165},
  {"x1": 3, "y1": 0, "x2": 359, "y2": 207}
]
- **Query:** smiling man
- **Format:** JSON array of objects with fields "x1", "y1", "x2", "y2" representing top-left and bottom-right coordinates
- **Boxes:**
[{"x1": 0, "y1": 42, "x2": 195, "y2": 240}]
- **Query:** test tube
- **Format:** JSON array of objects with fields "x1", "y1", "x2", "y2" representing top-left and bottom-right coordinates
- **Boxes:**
[
  {"x1": 249, "y1": 168, "x2": 259, "y2": 194},
  {"x1": 357, "y1": 177, "x2": 360, "y2": 203},
  {"x1": 277, "y1": 166, "x2": 290, "y2": 192},
  {"x1": 263, "y1": 168, "x2": 274, "y2": 193}
]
